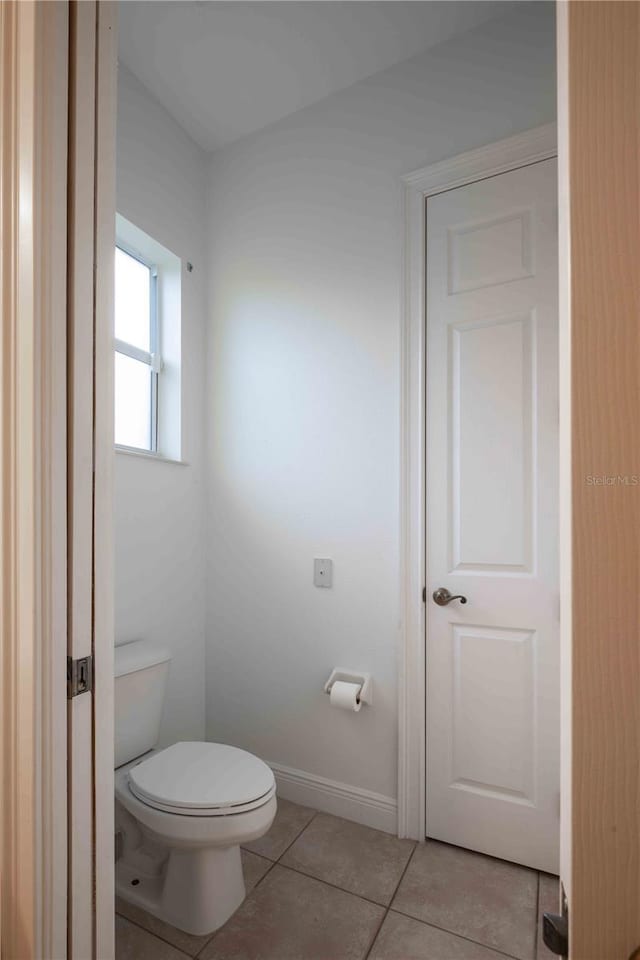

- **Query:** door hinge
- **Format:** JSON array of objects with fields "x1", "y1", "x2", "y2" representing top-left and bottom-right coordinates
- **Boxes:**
[
  {"x1": 422, "y1": 586, "x2": 426, "y2": 602},
  {"x1": 67, "y1": 655, "x2": 94, "y2": 699}
]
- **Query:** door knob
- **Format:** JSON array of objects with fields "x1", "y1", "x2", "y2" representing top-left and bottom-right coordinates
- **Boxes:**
[{"x1": 432, "y1": 587, "x2": 467, "y2": 606}]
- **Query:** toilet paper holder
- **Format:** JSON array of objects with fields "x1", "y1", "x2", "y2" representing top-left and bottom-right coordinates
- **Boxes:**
[{"x1": 324, "y1": 668, "x2": 372, "y2": 706}]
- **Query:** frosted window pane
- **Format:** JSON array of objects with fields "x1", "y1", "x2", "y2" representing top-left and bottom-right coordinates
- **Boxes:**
[
  {"x1": 115, "y1": 352, "x2": 152, "y2": 450},
  {"x1": 115, "y1": 247, "x2": 151, "y2": 351}
]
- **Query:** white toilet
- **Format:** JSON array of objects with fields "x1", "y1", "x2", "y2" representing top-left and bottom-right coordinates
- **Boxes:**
[{"x1": 114, "y1": 639, "x2": 277, "y2": 936}]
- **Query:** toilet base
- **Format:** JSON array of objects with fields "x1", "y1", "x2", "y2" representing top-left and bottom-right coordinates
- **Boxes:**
[
  {"x1": 114, "y1": 760, "x2": 276, "y2": 936},
  {"x1": 116, "y1": 841, "x2": 246, "y2": 936}
]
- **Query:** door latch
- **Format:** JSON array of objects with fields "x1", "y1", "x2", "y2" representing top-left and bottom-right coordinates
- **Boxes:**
[{"x1": 67, "y1": 655, "x2": 93, "y2": 699}]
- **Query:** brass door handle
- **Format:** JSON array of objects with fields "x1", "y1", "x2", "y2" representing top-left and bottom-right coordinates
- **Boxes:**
[{"x1": 432, "y1": 587, "x2": 467, "y2": 606}]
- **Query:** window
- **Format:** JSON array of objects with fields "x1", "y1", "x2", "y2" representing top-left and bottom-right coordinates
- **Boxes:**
[
  {"x1": 114, "y1": 214, "x2": 182, "y2": 460},
  {"x1": 114, "y1": 244, "x2": 159, "y2": 451}
]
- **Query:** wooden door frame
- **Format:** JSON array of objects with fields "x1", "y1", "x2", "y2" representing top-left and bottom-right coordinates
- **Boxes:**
[
  {"x1": 1, "y1": 2, "x2": 116, "y2": 957},
  {"x1": 397, "y1": 123, "x2": 558, "y2": 841},
  {"x1": 1, "y1": 1, "x2": 69, "y2": 956},
  {"x1": 558, "y1": 2, "x2": 640, "y2": 957},
  {"x1": 93, "y1": 2, "x2": 117, "y2": 954},
  {"x1": 66, "y1": 2, "x2": 117, "y2": 957}
]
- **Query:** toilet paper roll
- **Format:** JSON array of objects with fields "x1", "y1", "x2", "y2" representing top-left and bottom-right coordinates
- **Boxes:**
[{"x1": 329, "y1": 680, "x2": 362, "y2": 713}]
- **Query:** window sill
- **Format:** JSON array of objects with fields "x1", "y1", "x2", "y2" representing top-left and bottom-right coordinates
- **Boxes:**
[{"x1": 115, "y1": 445, "x2": 188, "y2": 466}]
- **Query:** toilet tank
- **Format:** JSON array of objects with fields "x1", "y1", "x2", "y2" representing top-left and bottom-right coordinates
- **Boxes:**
[{"x1": 114, "y1": 640, "x2": 171, "y2": 768}]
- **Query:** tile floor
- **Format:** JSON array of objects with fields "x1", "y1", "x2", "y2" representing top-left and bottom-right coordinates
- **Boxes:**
[{"x1": 115, "y1": 798, "x2": 559, "y2": 960}]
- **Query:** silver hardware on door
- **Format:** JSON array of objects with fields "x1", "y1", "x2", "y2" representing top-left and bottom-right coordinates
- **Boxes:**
[
  {"x1": 432, "y1": 587, "x2": 467, "y2": 606},
  {"x1": 67, "y1": 655, "x2": 94, "y2": 699}
]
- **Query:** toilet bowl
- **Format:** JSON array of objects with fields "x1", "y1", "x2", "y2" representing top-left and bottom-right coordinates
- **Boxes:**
[{"x1": 114, "y1": 641, "x2": 277, "y2": 935}]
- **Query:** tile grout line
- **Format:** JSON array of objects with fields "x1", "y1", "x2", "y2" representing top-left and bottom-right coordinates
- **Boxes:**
[
  {"x1": 195, "y1": 924, "x2": 222, "y2": 959},
  {"x1": 194, "y1": 933, "x2": 215, "y2": 960},
  {"x1": 115, "y1": 911, "x2": 195, "y2": 959},
  {"x1": 243, "y1": 854, "x2": 279, "y2": 897},
  {"x1": 275, "y1": 809, "x2": 319, "y2": 861},
  {"x1": 388, "y1": 906, "x2": 524, "y2": 960},
  {"x1": 197, "y1": 810, "x2": 319, "y2": 959},
  {"x1": 363, "y1": 905, "x2": 390, "y2": 959},
  {"x1": 117, "y1": 852, "x2": 286, "y2": 959},
  {"x1": 386, "y1": 838, "x2": 538, "y2": 960},
  {"x1": 386, "y1": 840, "x2": 418, "y2": 903},
  {"x1": 362, "y1": 842, "x2": 419, "y2": 960},
  {"x1": 241, "y1": 807, "x2": 319, "y2": 867},
  {"x1": 195, "y1": 857, "x2": 282, "y2": 959},
  {"x1": 273, "y1": 861, "x2": 400, "y2": 911}
]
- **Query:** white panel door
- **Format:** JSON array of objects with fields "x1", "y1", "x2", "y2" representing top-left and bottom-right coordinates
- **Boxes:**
[{"x1": 425, "y1": 159, "x2": 559, "y2": 872}]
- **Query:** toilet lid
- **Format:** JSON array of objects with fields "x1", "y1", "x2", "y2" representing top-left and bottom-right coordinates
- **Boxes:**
[{"x1": 128, "y1": 741, "x2": 275, "y2": 814}]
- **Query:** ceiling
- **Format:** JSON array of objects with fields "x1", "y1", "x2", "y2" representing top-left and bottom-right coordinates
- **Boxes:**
[{"x1": 118, "y1": 1, "x2": 507, "y2": 153}]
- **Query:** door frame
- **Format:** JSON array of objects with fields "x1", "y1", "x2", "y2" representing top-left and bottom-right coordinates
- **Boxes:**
[
  {"x1": 1, "y1": 2, "x2": 116, "y2": 956},
  {"x1": 66, "y1": 2, "x2": 117, "y2": 956},
  {"x1": 1, "y1": 2, "x2": 69, "y2": 956},
  {"x1": 397, "y1": 122, "x2": 558, "y2": 841},
  {"x1": 557, "y1": 2, "x2": 640, "y2": 955}
]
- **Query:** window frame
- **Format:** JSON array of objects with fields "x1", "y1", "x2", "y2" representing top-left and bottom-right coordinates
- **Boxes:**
[{"x1": 114, "y1": 240, "x2": 161, "y2": 454}]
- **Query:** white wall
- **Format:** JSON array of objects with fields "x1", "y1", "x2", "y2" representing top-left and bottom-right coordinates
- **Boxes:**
[
  {"x1": 204, "y1": 4, "x2": 557, "y2": 810},
  {"x1": 115, "y1": 65, "x2": 208, "y2": 746}
]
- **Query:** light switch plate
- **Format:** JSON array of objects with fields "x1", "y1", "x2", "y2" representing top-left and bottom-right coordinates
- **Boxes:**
[{"x1": 314, "y1": 558, "x2": 333, "y2": 588}]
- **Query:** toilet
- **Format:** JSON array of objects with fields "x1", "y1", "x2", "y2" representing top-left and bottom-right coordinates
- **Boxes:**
[{"x1": 114, "y1": 639, "x2": 277, "y2": 936}]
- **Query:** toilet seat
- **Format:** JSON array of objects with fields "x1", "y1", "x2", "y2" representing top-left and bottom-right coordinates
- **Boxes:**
[{"x1": 128, "y1": 741, "x2": 276, "y2": 817}]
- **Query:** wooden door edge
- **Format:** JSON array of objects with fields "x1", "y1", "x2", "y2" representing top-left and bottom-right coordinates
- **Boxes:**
[{"x1": 0, "y1": 2, "x2": 69, "y2": 958}]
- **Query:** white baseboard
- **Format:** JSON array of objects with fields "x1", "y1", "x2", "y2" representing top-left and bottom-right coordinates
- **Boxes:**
[{"x1": 268, "y1": 761, "x2": 398, "y2": 835}]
